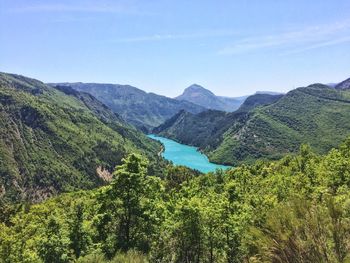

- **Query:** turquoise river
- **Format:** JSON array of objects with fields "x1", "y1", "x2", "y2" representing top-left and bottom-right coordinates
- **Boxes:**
[{"x1": 148, "y1": 134, "x2": 231, "y2": 173}]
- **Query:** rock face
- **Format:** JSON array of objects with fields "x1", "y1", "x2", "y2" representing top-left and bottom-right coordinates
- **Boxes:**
[{"x1": 175, "y1": 84, "x2": 247, "y2": 112}]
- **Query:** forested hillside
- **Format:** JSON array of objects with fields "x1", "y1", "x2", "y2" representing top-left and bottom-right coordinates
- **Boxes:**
[
  {"x1": 50, "y1": 83, "x2": 205, "y2": 132},
  {"x1": 236, "y1": 93, "x2": 283, "y2": 112},
  {"x1": 155, "y1": 82, "x2": 350, "y2": 165},
  {"x1": 0, "y1": 73, "x2": 162, "y2": 203},
  {"x1": 1, "y1": 138, "x2": 349, "y2": 262}
]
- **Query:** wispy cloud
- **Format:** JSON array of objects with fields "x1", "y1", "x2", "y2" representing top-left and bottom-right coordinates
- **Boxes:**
[
  {"x1": 284, "y1": 36, "x2": 350, "y2": 55},
  {"x1": 6, "y1": 1, "x2": 150, "y2": 15},
  {"x1": 218, "y1": 20, "x2": 350, "y2": 55},
  {"x1": 112, "y1": 30, "x2": 237, "y2": 43}
]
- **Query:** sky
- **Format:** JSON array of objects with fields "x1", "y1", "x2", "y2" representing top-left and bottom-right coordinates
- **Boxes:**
[{"x1": 1, "y1": 0, "x2": 350, "y2": 97}]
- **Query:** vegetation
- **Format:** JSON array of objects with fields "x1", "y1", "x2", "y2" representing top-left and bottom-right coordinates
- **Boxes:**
[
  {"x1": 0, "y1": 73, "x2": 163, "y2": 202},
  {"x1": 235, "y1": 93, "x2": 283, "y2": 113},
  {"x1": 155, "y1": 83, "x2": 350, "y2": 165},
  {"x1": 2, "y1": 73, "x2": 350, "y2": 262},
  {"x1": 50, "y1": 82, "x2": 205, "y2": 132},
  {"x1": 1, "y1": 137, "x2": 350, "y2": 262}
]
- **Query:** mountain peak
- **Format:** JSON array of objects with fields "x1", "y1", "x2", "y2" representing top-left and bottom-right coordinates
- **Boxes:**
[
  {"x1": 183, "y1": 84, "x2": 216, "y2": 96},
  {"x1": 175, "y1": 84, "x2": 246, "y2": 112}
]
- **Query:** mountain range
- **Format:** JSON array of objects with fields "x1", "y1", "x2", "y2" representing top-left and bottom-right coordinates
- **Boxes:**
[
  {"x1": 49, "y1": 82, "x2": 271, "y2": 132},
  {"x1": 154, "y1": 80, "x2": 350, "y2": 165},
  {"x1": 49, "y1": 83, "x2": 206, "y2": 132},
  {"x1": 3, "y1": 72, "x2": 350, "y2": 202}
]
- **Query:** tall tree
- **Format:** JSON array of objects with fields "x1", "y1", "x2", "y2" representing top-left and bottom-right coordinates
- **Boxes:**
[
  {"x1": 96, "y1": 153, "x2": 163, "y2": 258},
  {"x1": 69, "y1": 203, "x2": 89, "y2": 259},
  {"x1": 38, "y1": 217, "x2": 70, "y2": 263}
]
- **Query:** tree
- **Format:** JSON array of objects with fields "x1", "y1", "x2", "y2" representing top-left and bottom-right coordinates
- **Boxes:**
[
  {"x1": 38, "y1": 217, "x2": 70, "y2": 263},
  {"x1": 69, "y1": 203, "x2": 89, "y2": 259},
  {"x1": 96, "y1": 153, "x2": 163, "y2": 258}
]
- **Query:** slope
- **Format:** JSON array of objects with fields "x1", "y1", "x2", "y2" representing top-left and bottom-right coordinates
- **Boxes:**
[
  {"x1": 0, "y1": 73, "x2": 161, "y2": 202},
  {"x1": 155, "y1": 83, "x2": 350, "y2": 165}
]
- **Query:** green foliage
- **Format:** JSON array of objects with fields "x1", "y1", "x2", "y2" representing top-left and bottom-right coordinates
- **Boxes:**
[
  {"x1": 95, "y1": 154, "x2": 163, "y2": 257},
  {"x1": 69, "y1": 203, "x2": 90, "y2": 259},
  {"x1": 77, "y1": 250, "x2": 148, "y2": 263},
  {"x1": 38, "y1": 217, "x2": 70, "y2": 263},
  {"x1": 0, "y1": 73, "x2": 162, "y2": 202},
  {"x1": 249, "y1": 197, "x2": 350, "y2": 263},
  {"x1": 1, "y1": 138, "x2": 350, "y2": 262}
]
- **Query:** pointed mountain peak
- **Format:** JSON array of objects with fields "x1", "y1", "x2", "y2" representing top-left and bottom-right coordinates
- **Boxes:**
[
  {"x1": 175, "y1": 84, "x2": 246, "y2": 112},
  {"x1": 181, "y1": 84, "x2": 216, "y2": 97}
]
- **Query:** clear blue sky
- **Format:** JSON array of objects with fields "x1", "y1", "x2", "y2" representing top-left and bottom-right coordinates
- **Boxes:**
[{"x1": 1, "y1": 0, "x2": 350, "y2": 97}]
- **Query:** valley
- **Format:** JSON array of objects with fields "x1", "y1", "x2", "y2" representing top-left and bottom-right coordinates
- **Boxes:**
[
  {"x1": 1, "y1": 72, "x2": 350, "y2": 263},
  {"x1": 49, "y1": 82, "x2": 255, "y2": 132},
  {"x1": 0, "y1": 73, "x2": 350, "y2": 263},
  {"x1": 2, "y1": 1, "x2": 350, "y2": 262},
  {"x1": 49, "y1": 82, "x2": 206, "y2": 132},
  {"x1": 154, "y1": 81, "x2": 350, "y2": 165}
]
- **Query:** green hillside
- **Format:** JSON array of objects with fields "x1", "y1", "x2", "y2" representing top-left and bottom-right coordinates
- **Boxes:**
[
  {"x1": 236, "y1": 93, "x2": 283, "y2": 112},
  {"x1": 155, "y1": 83, "x2": 350, "y2": 165},
  {"x1": 0, "y1": 73, "x2": 162, "y2": 202},
  {"x1": 50, "y1": 83, "x2": 205, "y2": 132}
]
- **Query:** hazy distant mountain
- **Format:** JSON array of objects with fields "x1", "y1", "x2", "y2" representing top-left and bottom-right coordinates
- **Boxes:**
[
  {"x1": 255, "y1": 91, "x2": 284, "y2": 95},
  {"x1": 335, "y1": 78, "x2": 350, "y2": 90},
  {"x1": 326, "y1": 83, "x2": 338, "y2": 88},
  {"x1": 175, "y1": 84, "x2": 247, "y2": 112},
  {"x1": 49, "y1": 83, "x2": 205, "y2": 132}
]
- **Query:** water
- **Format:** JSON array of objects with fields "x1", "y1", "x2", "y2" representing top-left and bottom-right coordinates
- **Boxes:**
[{"x1": 148, "y1": 134, "x2": 231, "y2": 173}]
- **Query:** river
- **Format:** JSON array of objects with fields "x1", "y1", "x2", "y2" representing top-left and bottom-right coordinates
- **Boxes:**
[{"x1": 148, "y1": 134, "x2": 231, "y2": 173}]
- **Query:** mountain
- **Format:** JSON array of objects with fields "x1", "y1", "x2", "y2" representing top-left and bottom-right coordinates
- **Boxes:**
[
  {"x1": 0, "y1": 73, "x2": 162, "y2": 202},
  {"x1": 255, "y1": 91, "x2": 284, "y2": 95},
  {"x1": 236, "y1": 93, "x2": 284, "y2": 112},
  {"x1": 153, "y1": 93, "x2": 283, "y2": 160},
  {"x1": 153, "y1": 109, "x2": 240, "y2": 149},
  {"x1": 175, "y1": 84, "x2": 247, "y2": 112},
  {"x1": 49, "y1": 83, "x2": 205, "y2": 132},
  {"x1": 335, "y1": 78, "x2": 350, "y2": 90},
  {"x1": 155, "y1": 81, "x2": 350, "y2": 165},
  {"x1": 326, "y1": 83, "x2": 338, "y2": 88}
]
